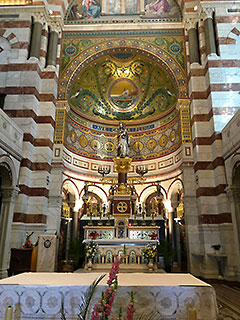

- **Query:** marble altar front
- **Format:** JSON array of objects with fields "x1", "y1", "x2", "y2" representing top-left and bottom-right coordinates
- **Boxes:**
[{"x1": 0, "y1": 272, "x2": 218, "y2": 319}]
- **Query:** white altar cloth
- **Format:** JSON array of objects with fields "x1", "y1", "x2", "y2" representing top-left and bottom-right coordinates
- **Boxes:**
[{"x1": 0, "y1": 273, "x2": 218, "y2": 319}]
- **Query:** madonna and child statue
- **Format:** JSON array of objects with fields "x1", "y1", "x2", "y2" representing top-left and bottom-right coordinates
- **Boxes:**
[{"x1": 117, "y1": 122, "x2": 130, "y2": 158}]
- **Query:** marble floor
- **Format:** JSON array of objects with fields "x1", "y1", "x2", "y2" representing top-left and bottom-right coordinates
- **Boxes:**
[{"x1": 212, "y1": 283, "x2": 240, "y2": 320}]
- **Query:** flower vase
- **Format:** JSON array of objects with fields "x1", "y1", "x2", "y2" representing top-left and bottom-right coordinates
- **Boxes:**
[
  {"x1": 148, "y1": 259, "x2": 154, "y2": 272},
  {"x1": 87, "y1": 258, "x2": 93, "y2": 270}
]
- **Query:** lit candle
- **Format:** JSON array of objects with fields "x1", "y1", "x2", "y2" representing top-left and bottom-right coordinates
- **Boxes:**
[
  {"x1": 188, "y1": 307, "x2": 197, "y2": 320},
  {"x1": 5, "y1": 306, "x2": 13, "y2": 320}
]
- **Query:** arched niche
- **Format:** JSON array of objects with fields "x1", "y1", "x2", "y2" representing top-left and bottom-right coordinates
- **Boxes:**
[{"x1": 0, "y1": 155, "x2": 19, "y2": 279}]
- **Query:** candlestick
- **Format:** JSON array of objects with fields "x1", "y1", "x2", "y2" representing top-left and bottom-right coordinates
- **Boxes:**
[
  {"x1": 188, "y1": 307, "x2": 197, "y2": 320},
  {"x1": 5, "y1": 306, "x2": 13, "y2": 320}
]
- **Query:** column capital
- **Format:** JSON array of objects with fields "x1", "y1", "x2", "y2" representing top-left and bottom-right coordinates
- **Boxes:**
[
  {"x1": 48, "y1": 21, "x2": 62, "y2": 34},
  {"x1": 183, "y1": 16, "x2": 198, "y2": 31},
  {"x1": 1, "y1": 187, "x2": 19, "y2": 202},
  {"x1": 200, "y1": 7, "x2": 215, "y2": 20},
  {"x1": 226, "y1": 185, "x2": 240, "y2": 201},
  {"x1": 33, "y1": 12, "x2": 46, "y2": 24}
]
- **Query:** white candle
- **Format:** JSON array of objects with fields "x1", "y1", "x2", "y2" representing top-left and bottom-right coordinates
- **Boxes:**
[
  {"x1": 188, "y1": 307, "x2": 197, "y2": 320},
  {"x1": 5, "y1": 306, "x2": 13, "y2": 320}
]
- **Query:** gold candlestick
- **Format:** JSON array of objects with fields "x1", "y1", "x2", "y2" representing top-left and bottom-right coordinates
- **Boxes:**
[{"x1": 5, "y1": 306, "x2": 13, "y2": 320}]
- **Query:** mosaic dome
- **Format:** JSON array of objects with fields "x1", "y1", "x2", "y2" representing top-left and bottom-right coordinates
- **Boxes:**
[{"x1": 67, "y1": 51, "x2": 178, "y2": 125}]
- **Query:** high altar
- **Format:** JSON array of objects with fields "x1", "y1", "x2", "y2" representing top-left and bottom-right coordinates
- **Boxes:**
[{"x1": 79, "y1": 123, "x2": 165, "y2": 270}]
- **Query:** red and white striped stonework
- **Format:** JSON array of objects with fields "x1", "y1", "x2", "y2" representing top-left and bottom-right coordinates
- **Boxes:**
[
  {"x1": 0, "y1": 7, "x2": 62, "y2": 232},
  {"x1": 181, "y1": 1, "x2": 239, "y2": 277}
]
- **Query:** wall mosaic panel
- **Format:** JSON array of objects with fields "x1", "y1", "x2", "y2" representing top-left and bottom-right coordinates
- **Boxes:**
[
  {"x1": 59, "y1": 31, "x2": 186, "y2": 125},
  {"x1": 67, "y1": 53, "x2": 178, "y2": 123},
  {"x1": 64, "y1": 113, "x2": 181, "y2": 161}
]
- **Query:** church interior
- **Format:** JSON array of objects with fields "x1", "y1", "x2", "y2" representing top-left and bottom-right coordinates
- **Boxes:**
[{"x1": 0, "y1": 0, "x2": 240, "y2": 317}]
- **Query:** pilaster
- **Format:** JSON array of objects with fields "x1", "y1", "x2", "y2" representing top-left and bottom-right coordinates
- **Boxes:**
[{"x1": 0, "y1": 187, "x2": 19, "y2": 279}]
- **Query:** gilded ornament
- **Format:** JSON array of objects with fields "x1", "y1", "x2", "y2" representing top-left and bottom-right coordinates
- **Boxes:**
[
  {"x1": 117, "y1": 201, "x2": 128, "y2": 213},
  {"x1": 79, "y1": 135, "x2": 88, "y2": 147},
  {"x1": 91, "y1": 140, "x2": 101, "y2": 150},
  {"x1": 159, "y1": 135, "x2": 168, "y2": 147},
  {"x1": 70, "y1": 130, "x2": 77, "y2": 143}
]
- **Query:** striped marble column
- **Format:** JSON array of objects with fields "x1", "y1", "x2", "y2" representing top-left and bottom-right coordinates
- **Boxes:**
[{"x1": 185, "y1": 8, "x2": 233, "y2": 278}]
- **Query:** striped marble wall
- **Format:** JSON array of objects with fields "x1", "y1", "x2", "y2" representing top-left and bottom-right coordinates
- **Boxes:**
[{"x1": 0, "y1": 8, "x2": 62, "y2": 247}]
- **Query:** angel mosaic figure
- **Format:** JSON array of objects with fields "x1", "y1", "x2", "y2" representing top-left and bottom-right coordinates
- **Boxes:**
[{"x1": 117, "y1": 122, "x2": 130, "y2": 158}]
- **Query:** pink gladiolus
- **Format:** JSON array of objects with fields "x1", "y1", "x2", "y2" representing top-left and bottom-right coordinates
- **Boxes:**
[
  {"x1": 90, "y1": 305, "x2": 100, "y2": 320},
  {"x1": 90, "y1": 257, "x2": 120, "y2": 320}
]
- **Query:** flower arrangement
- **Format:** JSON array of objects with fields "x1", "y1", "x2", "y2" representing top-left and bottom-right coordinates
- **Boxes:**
[
  {"x1": 142, "y1": 243, "x2": 157, "y2": 263},
  {"x1": 89, "y1": 231, "x2": 100, "y2": 240},
  {"x1": 23, "y1": 232, "x2": 34, "y2": 248},
  {"x1": 90, "y1": 257, "x2": 136, "y2": 320},
  {"x1": 86, "y1": 240, "x2": 99, "y2": 259},
  {"x1": 61, "y1": 257, "x2": 136, "y2": 320},
  {"x1": 149, "y1": 232, "x2": 157, "y2": 240}
]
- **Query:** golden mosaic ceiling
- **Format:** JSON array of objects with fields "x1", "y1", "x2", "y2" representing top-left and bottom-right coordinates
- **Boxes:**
[{"x1": 67, "y1": 51, "x2": 178, "y2": 124}]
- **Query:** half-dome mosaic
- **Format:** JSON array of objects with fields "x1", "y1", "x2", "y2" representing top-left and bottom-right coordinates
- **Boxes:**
[{"x1": 68, "y1": 53, "x2": 178, "y2": 124}]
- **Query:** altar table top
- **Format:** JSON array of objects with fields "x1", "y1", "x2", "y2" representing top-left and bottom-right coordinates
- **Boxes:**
[
  {"x1": 0, "y1": 272, "x2": 218, "y2": 320},
  {"x1": 0, "y1": 272, "x2": 211, "y2": 287}
]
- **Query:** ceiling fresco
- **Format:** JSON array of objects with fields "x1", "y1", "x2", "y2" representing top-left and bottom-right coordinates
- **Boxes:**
[
  {"x1": 67, "y1": 52, "x2": 178, "y2": 123},
  {"x1": 65, "y1": 0, "x2": 181, "y2": 23}
]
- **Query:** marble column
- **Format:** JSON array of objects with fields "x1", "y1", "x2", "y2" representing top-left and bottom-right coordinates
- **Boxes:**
[
  {"x1": 226, "y1": 186, "x2": 240, "y2": 280},
  {"x1": 181, "y1": 163, "x2": 199, "y2": 274},
  {"x1": 188, "y1": 28, "x2": 200, "y2": 64},
  {"x1": 203, "y1": 8, "x2": 216, "y2": 56},
  {"x1": 46, "y1": 29, "x2": 58, "y2": 66},
  {"x1": 47, "y1": 164, "x2": 63, "y2": 235},
  {"x1": 29, "y1": 20, "x2": 43, "y2": 59},
  {"x1": 185, "y1": 18, "x2": 200, "y2": 64},
  {"x1": 0, "y1": 187, "x2": 19, "y2": 279}
]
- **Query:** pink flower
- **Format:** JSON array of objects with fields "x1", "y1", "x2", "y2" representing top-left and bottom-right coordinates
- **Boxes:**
[
  {"x1": 90, "y1": 305, "x2": 100, "y2": 320},
  {"x1": 90, "y1": 257, "x2": 120, "y2": 320}
]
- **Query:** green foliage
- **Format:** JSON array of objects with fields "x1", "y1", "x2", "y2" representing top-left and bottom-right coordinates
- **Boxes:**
[
  {"x1": 78, "y1": 274, "x2": 105, "y2": 320},
  {"x1": 61, "y1": 274, "x2": 105, "y2": 320},
  {"x1": 157, "y1": 239, "x2": 174, "y2": 267},
  {"x1": 69, "y1": 237, "x2": 85, "y2": 268}
]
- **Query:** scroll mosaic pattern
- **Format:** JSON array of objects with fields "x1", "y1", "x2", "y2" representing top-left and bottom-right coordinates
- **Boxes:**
[{"x1": 67, "y1": 53, "x2": 178, "y2": 123}]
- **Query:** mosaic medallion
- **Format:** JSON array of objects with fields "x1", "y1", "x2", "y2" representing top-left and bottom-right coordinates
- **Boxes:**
[
  {"x1": 104, "y1": 142, "x2": 115, "y2": 152},
  {"x1": 133, "y1": 141, "x2": 144, "y2": 152},
  {"x1": 79, "y1": 135, "x2": 88, "y2": 147},
  {"x1": 70, "y1": 130, "x2": 76, "y2": 143},
  {"x1": 160, "y1": 135, "x2": 168, "y2": 147},
  {"x1": 91, "y1": 140, "x2": 101, "y2": 150},
  {"x1": 170, "y1": 129, "x2": 176, "y2": 142},
  {"x1": 147, "y1": 139, "x2": 157, "y2": 150},
  {"x1": 109, "y1": 79, "x2": 139, "y2": 111}
]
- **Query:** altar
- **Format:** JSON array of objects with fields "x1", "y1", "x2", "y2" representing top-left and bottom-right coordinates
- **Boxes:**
[{"x1": 0, "y1": 272, "x2": 218, "y2": 319}]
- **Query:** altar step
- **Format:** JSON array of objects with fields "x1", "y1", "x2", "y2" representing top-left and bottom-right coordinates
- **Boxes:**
[{"x1": 75, "y1": 263, "x2": 166, "y2": 273}]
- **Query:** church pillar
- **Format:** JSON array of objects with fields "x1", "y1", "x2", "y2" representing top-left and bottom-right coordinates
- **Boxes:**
[
  {"x1": 30, "y1": 14, "x2": 44, "y2": 59},
  {"x1": 203, "y1": 8, "x2": 216, "y2": 56},
  {"x1": 0, "y1": 187, "x2": 19, "y2": 279},
  {"x1": 47, "y1": 163, "x2": 64, "y2": 235},
  {"x1": 185, "y1": 18, "x2": 200, "y2": 64},
  {"x1": 46, "y1": 24, "x2": 59, "y2": 66},
  {"x1": 226, "y1": 186, "x2": 240, "y2": 280}
]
